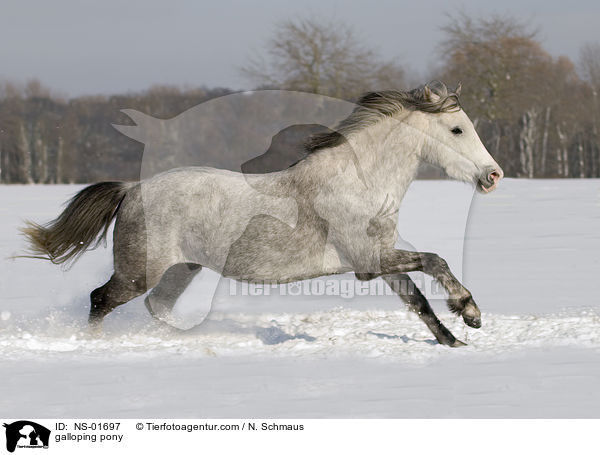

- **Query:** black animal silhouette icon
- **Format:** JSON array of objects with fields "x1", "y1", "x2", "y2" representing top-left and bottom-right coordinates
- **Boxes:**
[{"x1": 3, "y1": 421, "x2": 50, "y2": 452}]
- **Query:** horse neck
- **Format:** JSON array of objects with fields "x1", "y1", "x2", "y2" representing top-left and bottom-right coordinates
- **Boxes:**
[
  {"x1": 344, "y1": 115, "x2": 423, "y2": 199},
  {"x1": 282, "y1": 114, "x2": 425, "y2": 205}
]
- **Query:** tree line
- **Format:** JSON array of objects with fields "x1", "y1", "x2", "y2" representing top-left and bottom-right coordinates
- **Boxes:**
[
  {"x1": 0, "y1": 84, "x2": 233, "y2": 183},
  {"x1": 436, "y1": 14, "x2": 600, "y2": 178},
  {"x1": 0, "y1": 13, "x2": 598, "y2": 183}
]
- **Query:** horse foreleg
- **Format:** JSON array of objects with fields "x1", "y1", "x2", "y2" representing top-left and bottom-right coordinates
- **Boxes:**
[
  {"x1": 380, "y1": 249, "x2": 482, "y2": 329},
  {"x1": 382, "y1": 273, "x2": 466, "y2": 347}
]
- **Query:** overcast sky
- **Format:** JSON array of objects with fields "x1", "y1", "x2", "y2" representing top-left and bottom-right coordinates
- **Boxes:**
[{"x1": 1, "y1": 0, "x2": 598, "y2": 97}]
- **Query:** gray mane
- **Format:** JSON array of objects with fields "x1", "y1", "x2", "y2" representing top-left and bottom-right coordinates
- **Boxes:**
[{"x1": 306, "y1": 80, "x2": 461, "y2": 152}]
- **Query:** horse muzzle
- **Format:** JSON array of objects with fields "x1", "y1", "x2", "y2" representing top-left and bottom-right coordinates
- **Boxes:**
[{"x1": 478, "y1": 166, "x2": 504, "y2": 193}]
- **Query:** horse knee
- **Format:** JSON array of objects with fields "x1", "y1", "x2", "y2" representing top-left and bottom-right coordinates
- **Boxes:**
[{"x1": 422, "y1": 253, "x2": 448, "y2": 271}]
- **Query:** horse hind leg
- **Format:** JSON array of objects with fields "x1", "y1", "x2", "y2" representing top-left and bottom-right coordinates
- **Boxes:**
[
  {"x1": 89, "y1": 273, "x2": 147, "y2": 330},
  {"x1": 144, "y1": 263, "x2": 202, "y2": 322}
]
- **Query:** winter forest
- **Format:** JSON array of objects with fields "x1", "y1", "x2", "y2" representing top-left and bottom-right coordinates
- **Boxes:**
[{"x1": 1, "y1": 13, "x2": 599, "y2": 183}]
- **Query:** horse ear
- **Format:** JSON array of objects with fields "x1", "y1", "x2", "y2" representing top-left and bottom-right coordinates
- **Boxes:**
[{"x1": 455, "y1": 82, "x2": 462, "y2": 96}]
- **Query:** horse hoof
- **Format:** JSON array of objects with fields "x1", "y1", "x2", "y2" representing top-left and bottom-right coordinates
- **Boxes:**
[
  {"x1": 88, "y1": 323, "x2": 103, "y2": 337},
  {"x1": 463, "y1": 314, "x2": 482, "y2": 328},
  {"x1": 451, "y1": 339, "x2": 467, "y2": 347},
  {"x1": 462, "y1": 301, "x2": 482, "y2": 328}
]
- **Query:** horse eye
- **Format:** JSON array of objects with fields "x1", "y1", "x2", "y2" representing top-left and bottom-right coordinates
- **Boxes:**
[{"x1": 451, "y1": 127, "x2": 463, "y2": 135}]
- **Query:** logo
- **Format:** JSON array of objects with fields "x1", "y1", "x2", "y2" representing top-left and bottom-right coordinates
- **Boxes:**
[{"x1": 3, "y1": 421, "x2": 50, "y2": 452}]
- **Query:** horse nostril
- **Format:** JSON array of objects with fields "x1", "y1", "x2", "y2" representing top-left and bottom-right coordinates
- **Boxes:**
[{"x1": 488, "y1": 170, "x2": 501, "y2": 184}]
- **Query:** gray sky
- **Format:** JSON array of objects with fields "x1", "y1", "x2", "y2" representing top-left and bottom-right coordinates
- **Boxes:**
[{"x1": 1, "y1": 0, "x2": 598, "y2": 97}]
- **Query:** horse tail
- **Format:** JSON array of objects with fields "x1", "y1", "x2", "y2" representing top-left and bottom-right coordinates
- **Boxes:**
[{"x1": 21, "y1": 181, "x2": 131, "y2": 265}]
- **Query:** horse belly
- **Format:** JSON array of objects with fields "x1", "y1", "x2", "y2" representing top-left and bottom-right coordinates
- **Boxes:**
[{"x1": 217, "y1": 213, "x2": 349, "y2": 282}]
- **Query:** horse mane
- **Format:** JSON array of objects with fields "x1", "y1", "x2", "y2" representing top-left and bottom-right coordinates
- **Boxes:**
[{"x1": 305, "y1": 80, "x2": 462, "y2": 152}]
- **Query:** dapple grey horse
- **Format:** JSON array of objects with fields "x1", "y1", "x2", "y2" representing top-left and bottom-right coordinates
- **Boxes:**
[{"x1": 23, "y1": 81, "x2": 503, "y2": 347}]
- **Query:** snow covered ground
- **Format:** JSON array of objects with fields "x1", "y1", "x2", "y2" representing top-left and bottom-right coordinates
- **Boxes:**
[{"x1": 0, "y1": 179, "x2": 599, "y2": 417}]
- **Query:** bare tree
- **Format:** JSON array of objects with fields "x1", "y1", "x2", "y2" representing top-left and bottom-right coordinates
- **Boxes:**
[
  {"x1": 580, "y1": 42, "x2": 600, "y2": 171},
  {"x1": 437, "y1": 13, "x2": 543, "y2": 176},
  {"x1": 24, "y1": 79, "x2": 50, "y2": 99},
  {"x1": 436, "y1": 12, "x2": 598, "y2": 178},
  {"x1": 241, "y1": 17, "x2": 405, "y2": 99},
  {"x1": 438, "y1": 13, "x2": 544, "y2": 121},
  {"x1": 580, "y1": 43, "x2": 600, "y2": 88}
]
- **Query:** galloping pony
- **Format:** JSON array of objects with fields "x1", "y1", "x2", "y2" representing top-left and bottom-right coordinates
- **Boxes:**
[{"x1": 23, "y1": 81, "x2": 503, "y2": 347}]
